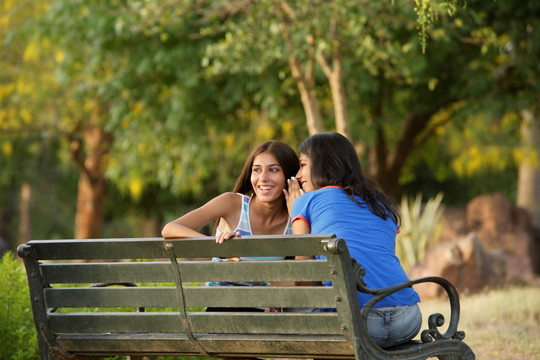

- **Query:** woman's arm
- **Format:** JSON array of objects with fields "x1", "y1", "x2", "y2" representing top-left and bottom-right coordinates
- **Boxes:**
[
  {"x1": 161, "y1": 192, "x2": 240, "y2": 239},
  {"x1": 293, "y1": 219, "x2": 313, "y2": 261},
  {"x1": 291, "y1": 218, "x2": 320, "y2": 286}
]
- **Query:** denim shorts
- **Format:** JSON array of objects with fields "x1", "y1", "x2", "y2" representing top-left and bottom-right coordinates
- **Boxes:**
[{"x1": 367, "y1": 303, "x2": 422, "y2": 348}]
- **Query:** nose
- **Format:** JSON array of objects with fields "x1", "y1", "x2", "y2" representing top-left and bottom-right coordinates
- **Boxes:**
[{"x1": 260, "y1": 169, "x2": 270, "y2": 180}]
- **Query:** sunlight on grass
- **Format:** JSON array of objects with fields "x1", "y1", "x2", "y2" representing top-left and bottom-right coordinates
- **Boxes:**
[{"x1": 416, "y1": 284, "x2": 540, "y2": 360}]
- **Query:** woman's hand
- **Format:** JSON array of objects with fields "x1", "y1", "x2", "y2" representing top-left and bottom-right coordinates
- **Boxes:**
[
  {"x1": 283, "y1": 176, "x2": 304, "y2": 216},
  {"x1": 215, "y1": 230, "x2": 241, "y2": 244}
]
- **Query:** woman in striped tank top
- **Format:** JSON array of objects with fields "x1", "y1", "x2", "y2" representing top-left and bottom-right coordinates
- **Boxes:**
[{"x1": 162, "y1": 140, "x2": 299, "y2": 245}]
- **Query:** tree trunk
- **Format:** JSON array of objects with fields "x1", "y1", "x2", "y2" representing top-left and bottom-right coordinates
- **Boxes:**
[
  {"x1": 316, "y1": 18, "x2": 350, "y2": 139},
  {"x1": 287, "y1": 54, "x2": 324, "y2": 135},
  {"x1": 0, "y1": 183, "x2": 16, "y2": 253},
  {"x1": 369, "y1": 111, "x2": 435, "y2": 200},
  {"x1": 18, "y1": 182, "x2": 32, "y2": 246},
  {"x1": 517, "y1": 109, "x2": 540, "y2": 227},
  {"x1": 329, "y1": 64, "x2": 349, "y2": 138},
  {"x1": 141, "y1": 216, "x2": 161, "y2": 237},
  {"x1": 71, "y1": 122, "x2": 113, "y2": 239},
  {"x1": 317, "y1": 51, "x2": 349, "y2": 138},
  {"x1": 279, "y1": 9, "x2": 324, "y2": 136}
]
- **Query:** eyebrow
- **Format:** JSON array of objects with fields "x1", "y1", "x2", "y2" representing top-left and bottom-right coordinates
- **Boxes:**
[{"x1": 252, "y1": 163, "x2": 282, "y2": 167}]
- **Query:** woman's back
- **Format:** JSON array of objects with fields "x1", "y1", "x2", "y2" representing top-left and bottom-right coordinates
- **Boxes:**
[{"x1": 292, "y1": 186, "x2": 420, "y2": 308}]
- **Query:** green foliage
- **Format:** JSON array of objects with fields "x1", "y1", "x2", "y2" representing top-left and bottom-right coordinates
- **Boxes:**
[
  {"x1": 397, "y1": 193, "x2": 445, "y2": 272},
  {"x1": 2, "y1": 0, "x2": 538, "y2": 242},
  {"x1": 0, "y1": 252, "x2": 39, "y2": 360},
  {"x1": 412, "y1": 0, "x2": 459, "y2": 53}
]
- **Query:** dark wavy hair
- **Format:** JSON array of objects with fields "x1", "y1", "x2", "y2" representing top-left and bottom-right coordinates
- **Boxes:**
[
  {"x1": 299, "y1": 132, "x2": 400, "y2": 224},
  {"x1": 233, "y1": 140, "x2": 300, "y2": 201}
]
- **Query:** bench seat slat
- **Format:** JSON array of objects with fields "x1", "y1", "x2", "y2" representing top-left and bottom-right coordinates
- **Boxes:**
[
  {"x1": 49, "y1": 312, "x2": 342, "y2": 335},
  {"x1": 45, "y1": 286, "x2": 337, "y2": 308},
  {"x1": 40, "y1": 260, "x2": 332, "y2": 283},
  {"x1": 29, "y1": 234, "x2": 335, "y2": 260}
]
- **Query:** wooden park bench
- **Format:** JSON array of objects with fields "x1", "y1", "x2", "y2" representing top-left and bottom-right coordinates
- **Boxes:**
[{"x1": 18, "y1": 234, "x2": 475, "y2": 360}]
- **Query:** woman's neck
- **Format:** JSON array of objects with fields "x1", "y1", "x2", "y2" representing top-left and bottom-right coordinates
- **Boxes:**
[{"x1": 250, "y1": 196, "x2": 288, "y2": 226}]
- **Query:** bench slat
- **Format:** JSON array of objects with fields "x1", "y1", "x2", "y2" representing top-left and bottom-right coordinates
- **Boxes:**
[
  {"x1": 29, "y1": 238, "x2": 168, "y2": 260},
  {"x1": 56, "y1": 333, "x2": 354, "y2": 358},
  {"x1": 189, "y1": 312, "x2": 342, "y2": 335},
  {"x1": 49, "y1": 312, "x2": 342, "y2": 335},
  {"x1": 45, "y1": 286, "x2": 337, "y2": 308},
  {"x1": 41, "y1": 262, "x2": 173, "y2": 284},
  {"x1": 28, "y1": 234, "x2": 335, "y2": 260},
  {"x1": 40, "y1": 260, "x2": 332, "y2": 283}
]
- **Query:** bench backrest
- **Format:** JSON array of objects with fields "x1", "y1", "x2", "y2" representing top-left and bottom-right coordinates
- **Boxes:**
[{"x1": 19, "y1": 234, "x2": 367, "y2": 359}]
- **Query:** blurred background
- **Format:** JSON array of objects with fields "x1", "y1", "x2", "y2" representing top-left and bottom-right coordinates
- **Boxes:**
[
  {"x1": 1, "y1": 1, "x2": 539, "y2": 357},
  {"x1": 2, "y1": 0, "x2": 538, "y2": 248}
]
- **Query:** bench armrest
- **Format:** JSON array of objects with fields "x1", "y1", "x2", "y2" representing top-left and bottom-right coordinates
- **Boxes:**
[{"x1": 350, "y1": 258, "x2": 465, "y2": 343}]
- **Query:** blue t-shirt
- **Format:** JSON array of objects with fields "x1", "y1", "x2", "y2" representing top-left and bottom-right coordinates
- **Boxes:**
[{"x1": 291, "y1": 186, "x2": 420, "y2": 308}]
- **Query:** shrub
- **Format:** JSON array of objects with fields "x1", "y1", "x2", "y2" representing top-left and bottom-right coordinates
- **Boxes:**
[
  {"x1": 397, "y1": 192, "x2": 445, "y2": 272},
  {"x1": 0, "y1": 251, "x2": 39, "y2": 360}
]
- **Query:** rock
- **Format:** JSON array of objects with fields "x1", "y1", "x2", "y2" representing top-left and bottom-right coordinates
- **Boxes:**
[
  {"x1": 437, "y1": 193, "x2": 538, "y2": 285},
  {"x1": 465, "y1": 193, "x2": 513, "y2": 246},
  {"x1": 409, "y1": 233, "x2": 506, "y2": 299}
]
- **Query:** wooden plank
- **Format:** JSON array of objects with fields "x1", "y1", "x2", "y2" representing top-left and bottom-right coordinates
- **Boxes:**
[
  {"x1": 28, "y1": 234, "x2": 336, "y2": 260},
  {"x1": 56, "y1": 333, "x2": 354, "y2": 358},
  {"x1": 181, "y1": 259, "x2": 333, "y2": 282},
  {"x1": 40, "y1": 262, "x2": 174, "y2": 284},
  {"x1": 44, "y1": 287, "x2": 179, "y2": 308},
  {"x1": 40, "y1": 259, "x2": 333, "y2": 284},
  {"x1": 29, "y1": 238, "x2": 168, "y2": 260},
  {"x1": 45, "y1": 286, "x2": 337, "y2": 309},
  {"x1": 184, "y1": 286, "x2": 336, "y2": 309},
  {"x1": 48, "y1": 313, "x2": 186, "y2": 333},
  {"x1": 48, "y1": 312, "x2": 342, "y2": 335},
  {"x1": 165, "y1": 234, "x2": 336, "y2": 258},
  {"x1": 188, "y1": 312, "x2": 342, "y2": 335}
]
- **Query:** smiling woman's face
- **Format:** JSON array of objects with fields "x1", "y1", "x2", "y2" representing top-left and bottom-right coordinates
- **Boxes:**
[{"x1": 250, "y1": 152, "x2": 286, "y2": 202}]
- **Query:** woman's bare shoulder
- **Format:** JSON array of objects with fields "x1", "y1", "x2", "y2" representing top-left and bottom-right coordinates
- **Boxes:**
[{"x1": 207, "y1": 192, "x2": 243, "y2": 210}]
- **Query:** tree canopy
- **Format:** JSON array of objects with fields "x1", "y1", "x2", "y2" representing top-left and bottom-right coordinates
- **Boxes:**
[{"x1": 1, "y1": 0, "x2": 537, "y2": 242}]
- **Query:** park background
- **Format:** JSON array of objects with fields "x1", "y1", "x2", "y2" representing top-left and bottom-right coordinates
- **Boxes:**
[{"x1": 1, "y1": 0, "x2": 539, "y2": 359}]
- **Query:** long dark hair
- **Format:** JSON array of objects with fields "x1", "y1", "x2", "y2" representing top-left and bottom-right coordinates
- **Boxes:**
[
  {"x1": 299, "y1": 132, "x2": 400, "y2": 224},
  {"x1": 233, "y1": 140, "x2": 299, "y2": 200}
]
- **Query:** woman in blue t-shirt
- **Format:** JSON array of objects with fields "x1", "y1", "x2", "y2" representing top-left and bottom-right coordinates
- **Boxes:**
[{"x1": 284, "y1": 131, "x2": 422, "y2": 348}]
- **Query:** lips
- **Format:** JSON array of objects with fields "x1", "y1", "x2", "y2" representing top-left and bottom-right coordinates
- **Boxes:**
[{"x1": 258, "y1": 185, "x2": 274, "y2": 194}]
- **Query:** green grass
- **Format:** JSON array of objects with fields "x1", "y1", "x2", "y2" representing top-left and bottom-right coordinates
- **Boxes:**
[{"x1": 417, "y1": 283, "x2": 540, "y2": 360}]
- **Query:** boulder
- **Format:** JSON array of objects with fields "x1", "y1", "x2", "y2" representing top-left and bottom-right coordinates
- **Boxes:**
[
  {"x1": 465, "y1": 193, "x2": 514, "y2": 243},
  {"x1": 409, "y1": 233, "x2": 506, "y2": 299},
  {"x1": 436, "y1": 193, "x2": 538, "y2": 286}
]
